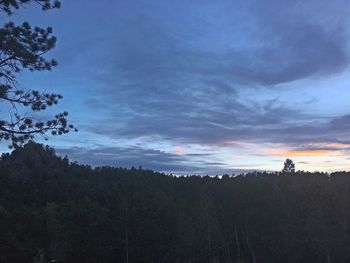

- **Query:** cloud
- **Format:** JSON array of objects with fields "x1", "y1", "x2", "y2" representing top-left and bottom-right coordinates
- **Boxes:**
[
  {"x1": 271, "y1": 141, "x2": 350, "y2": 157},
  {"x1": 56, "y1": 145, "x2": 250, "y2": 175},
  {"x1": 80, "y1": 0, "x2": 350, "y2": 150},
  {"x1": 90, "y1": 102, "x2": 350, "y2": 147},
  {"x1": 268, "y1": 149, "x2": 343, "y2": 157},
  {"x1": 108, "y1": 0, "x2": 349, "y2": 89},
  {"x1": 6, "y1": 0, "x2": 349, "y2": 174},
  {"x1": 175, "y1": 146, "x2": 184, "y2": 155},
  {"x1": 245, "y1": 0, "x2": 350, "y2": 84},
  {"x1": 58, "y1": 146, "x2": 183, "y2": 170}
]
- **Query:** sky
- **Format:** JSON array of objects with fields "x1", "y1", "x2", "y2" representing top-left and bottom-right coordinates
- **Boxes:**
[{"x1": 2, "y1": 0, "x2": 350, "y2": 174}]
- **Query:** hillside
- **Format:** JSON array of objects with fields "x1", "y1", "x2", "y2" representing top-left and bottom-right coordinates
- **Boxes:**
[{"x1": 0, "y1": 143, "x2": 350, "y2": 263}]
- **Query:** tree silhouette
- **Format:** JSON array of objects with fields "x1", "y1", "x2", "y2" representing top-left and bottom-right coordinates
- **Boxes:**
[
  {"x1": 0, "y1": 0, "x2": 61, "y2": 15},
  {"x1": 282, "y1": 158, "x2": 295, "y2": 173},
  {"x1": 0, "y1": 143, "x2": 349, "y2": 262},
  {"x1": 0, "y1": 0, "x2": 76, "y2": 148}
]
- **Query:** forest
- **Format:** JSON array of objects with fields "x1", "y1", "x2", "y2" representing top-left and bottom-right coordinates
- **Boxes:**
[
  {"x1": 0, "y1": 142, "x2": 349, "y2": 263},
  {"x1": 1, "y1": 1, "x2": 349, "y2": 262}
]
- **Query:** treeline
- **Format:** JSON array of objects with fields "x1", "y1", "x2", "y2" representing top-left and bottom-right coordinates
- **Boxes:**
[{"x1": 1, "y1": 143, "x2": 350, "y2": 262}]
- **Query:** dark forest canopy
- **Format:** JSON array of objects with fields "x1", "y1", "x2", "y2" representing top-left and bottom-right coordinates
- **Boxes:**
[{"x1": 1, "y1": 142, "x2": 350, "y2": 263}]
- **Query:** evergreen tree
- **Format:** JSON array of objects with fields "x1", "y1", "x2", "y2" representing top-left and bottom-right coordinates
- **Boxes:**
[
  {"x1": 282, "y1": 158, "x2": 295, "y2": 173},
  {"x1": 0, "y1": 0, "x2": 76, "y2": 148},
  {"x1": 0, "y1": 143, "x2": 349, "y2": 262}
]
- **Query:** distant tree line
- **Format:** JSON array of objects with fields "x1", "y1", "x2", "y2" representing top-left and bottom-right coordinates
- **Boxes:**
[{"x1": 0, "y1": 142, "x2": 350, "y2": 263}]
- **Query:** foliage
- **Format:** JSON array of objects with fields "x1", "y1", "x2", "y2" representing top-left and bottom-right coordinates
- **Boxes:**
[
  {"x1": 0, "y1": 0, "x2": 76, "y2": 148},
  {"x1": 0, "y1": 143, "x2": 349, "y2": 262},
  {"x1": 282, "y1": 158, "x2": 295, "y2": 173},
  {"x1": 0, "y1": 0, "x2": 61, "y2": 15}
]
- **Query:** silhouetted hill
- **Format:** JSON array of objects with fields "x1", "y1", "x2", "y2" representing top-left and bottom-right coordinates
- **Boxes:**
[{"x1": 1, "y1": 143, "x2": 350, "y2": 263}]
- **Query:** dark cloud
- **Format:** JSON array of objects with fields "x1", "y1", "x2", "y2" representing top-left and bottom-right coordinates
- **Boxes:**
[
  {"x1": 15, "y1": 0, "x2": 350, "y2": 173},
  {"x1": 108, "y1": 0, "x2": 349, "y2": 89},
  {"x1": 246, "y1": 0, "x2": 349, "y2": 84},
  {"x1": 57, "y1": 146, "x2": 184, "y2": 171},
  {"x1": 88, "y1": 111, "x2": 350, "y2": 153},
  {"x1": 298, "y1": 161, "x2": 310, "y2": 165},
  {"x1": 89, "y1": 102, "x2": 300, "y2": 145},
  {"x1": 81, "y1": 0, "x2": 350, "y2": 150},
  {"x1": 248, "y1": 24, "x2": 348, "y2": 85},
  {"x1": 56, "y1": 146, "x2": 248, "y2": 175}
]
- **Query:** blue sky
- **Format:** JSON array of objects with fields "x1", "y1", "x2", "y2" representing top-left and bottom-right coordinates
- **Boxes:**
[{"x1": 3, "y1": 0, "x2": 350, "y2": 174}]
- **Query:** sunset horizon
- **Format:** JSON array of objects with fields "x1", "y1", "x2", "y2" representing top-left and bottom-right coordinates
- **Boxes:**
[{"x1": 1, "y1": 0, "x2": 349, "y2": 174}]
